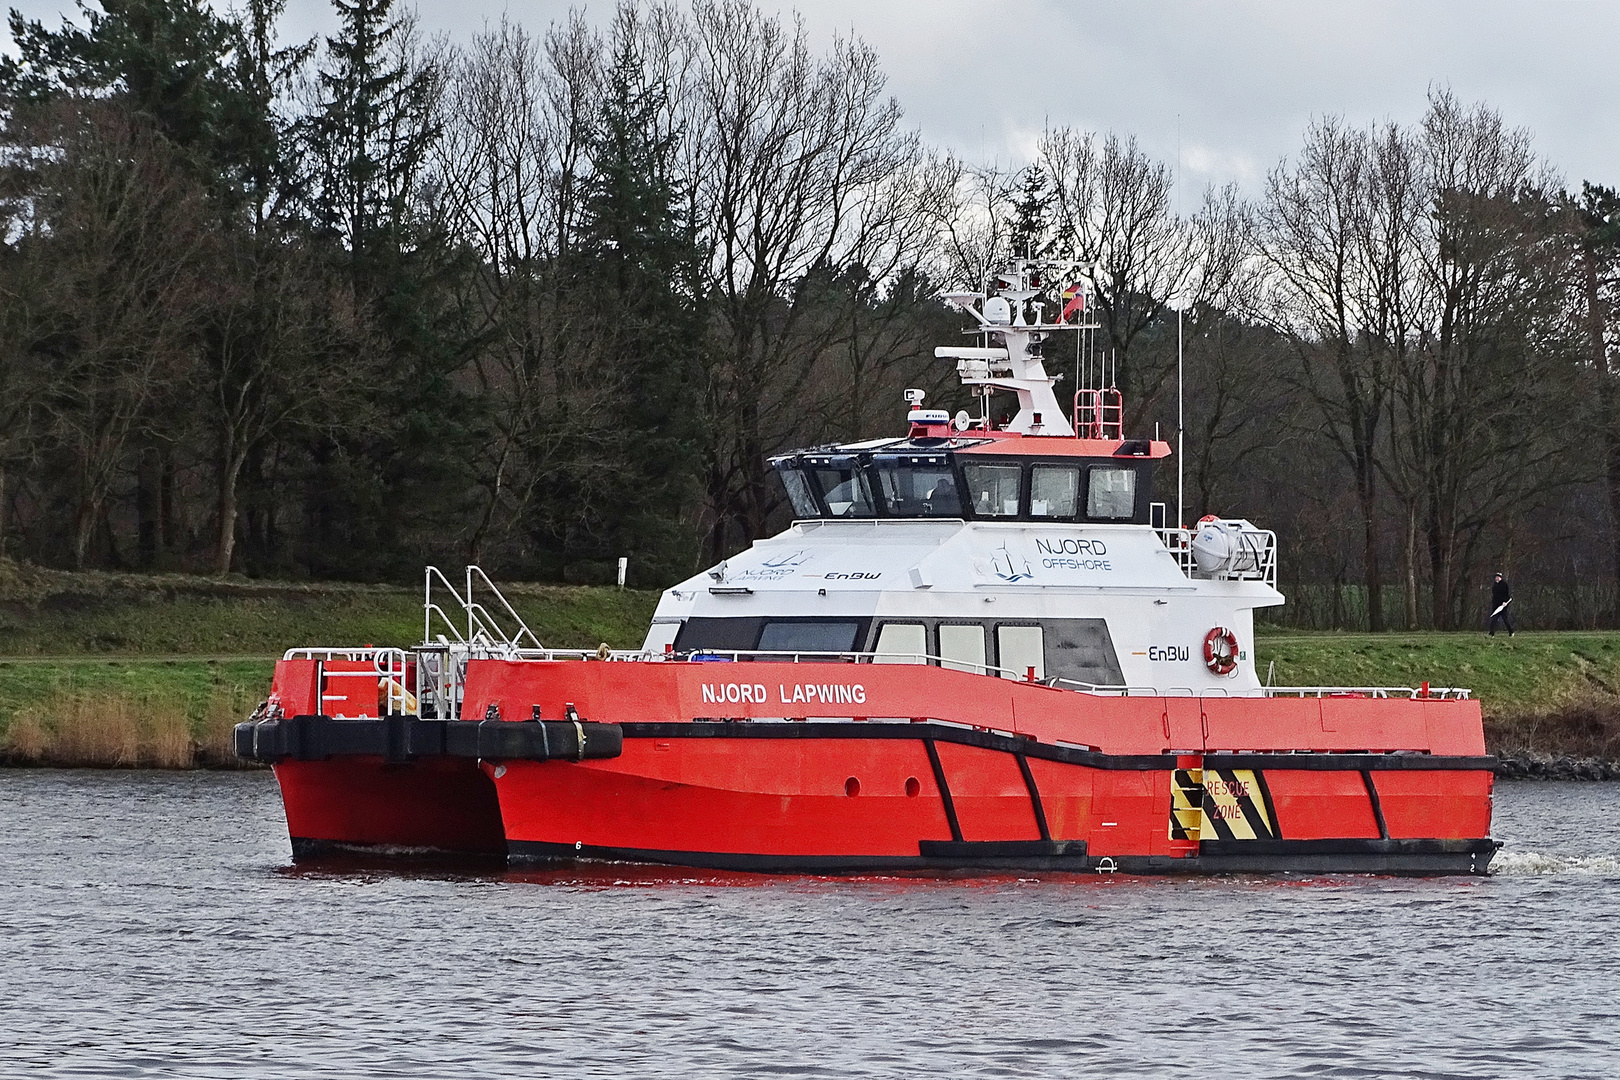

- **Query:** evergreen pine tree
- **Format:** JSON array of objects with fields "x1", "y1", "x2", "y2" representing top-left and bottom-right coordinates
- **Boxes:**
[
  {"x1": 570, "y1": 25, "x2": 704, "y2": 581},
  {"x1": 1008, "y1": 165, "x2": 1053, "y2": 260}
]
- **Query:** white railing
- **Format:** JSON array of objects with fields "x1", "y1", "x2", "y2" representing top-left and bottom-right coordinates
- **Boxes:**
[
  {"x1": 1155, "y1": 525, "x2": 1197, "y2": 576},
  {"x1": 282, "y1": 647, "x2": 416, "y2": 716},
  {"x1": 1263, "y1": 685, "x2": 1471, "y2": 701},
  {"x1": 423, "y1": 565, "x2": 544, "y2": 650},
  {"x1": 275, "y1": 641, "x2": 1472, "y2": 719},
  {"x1": 1153, "y1": 522, "x2": 1277, "y2": 587}
]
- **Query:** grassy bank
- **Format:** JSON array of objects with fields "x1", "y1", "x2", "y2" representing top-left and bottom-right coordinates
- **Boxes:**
[
  {"x1": 1256, "y1": 631, "x2": 1620, "y2": 760},
  {"x1": 0, "y1": 560, "x2": 659, "y2": 656},
  {"x1": 0, "y1": 563, "x2": 659, "y2": 766},
  {"x1": 2, "y1": 562, "x2": 1617, "y2": 765}
]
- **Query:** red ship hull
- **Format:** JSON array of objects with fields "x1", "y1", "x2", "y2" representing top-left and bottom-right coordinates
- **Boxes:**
[{"x1": 247, "y1": 656, "x2": 1499, "y2": 875}]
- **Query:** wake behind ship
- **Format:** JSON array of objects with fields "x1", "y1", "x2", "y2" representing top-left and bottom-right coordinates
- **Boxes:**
[{"x1": 237, "y1": 262, "x2": 1499, "y2": 875}]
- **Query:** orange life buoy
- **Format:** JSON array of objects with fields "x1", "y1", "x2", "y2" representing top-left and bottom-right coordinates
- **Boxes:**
[{"x1": 1203, "y1": 626, "x2": 1239, "y2": 676}]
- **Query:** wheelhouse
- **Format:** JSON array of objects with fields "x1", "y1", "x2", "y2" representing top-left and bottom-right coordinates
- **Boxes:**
[{"x1": 771, "y1": 436, "x2": 1167, "y2": 525}]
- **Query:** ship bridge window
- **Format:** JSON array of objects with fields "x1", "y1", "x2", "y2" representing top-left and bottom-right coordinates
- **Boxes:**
[
  {"x1": 808, "y1": 459, "x2": 876, "y2": 518},
  {"x1": 963, "y1": 462, "x2": 1022, "y2": 517},
  {"x1": 872, "y1": 457, "x2": 962, "y2": 517},
  {"x1": 1031, "y1": 464, "x2": 1080, "y2": 518},
  {"x1": 758, "y1": 620, "x2": 864, "y2": 655},
  {"x1": 777, "y1": 464, "x2": 821, "y2": 519},
  {"x1": 1086, "y1": 466, "x2": 1136, "y2": 520}
]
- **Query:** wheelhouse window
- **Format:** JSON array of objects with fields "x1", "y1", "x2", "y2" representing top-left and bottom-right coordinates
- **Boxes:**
[
  {"x1": 777, "y1": 464, "x2": 821, "y2": 519},
  {"x1": 872, "y1": 456, "x2": 962, "y2": 517},
  {"x1": 963, "y1": 462, "x2": 1022, "y2": 517},
  {"x1": 807, "y1": 459, "x2": 875, "y2": 518},
  {"x1": 1086, "y1": 466, "x2": 1136, "y2": 520},
  {"x1": 1030, "y1": 464, "x2": 1080, "y2": 518}
]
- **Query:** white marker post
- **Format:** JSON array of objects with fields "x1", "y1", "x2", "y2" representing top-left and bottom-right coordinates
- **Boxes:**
[{"x1": 617, "y1": 557, "x2": 628, "y2": 589}]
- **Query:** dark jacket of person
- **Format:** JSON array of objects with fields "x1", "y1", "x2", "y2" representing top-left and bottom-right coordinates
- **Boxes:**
[{"x1": 1492, "y1": 578, "x2": 1511, "y2": 608}]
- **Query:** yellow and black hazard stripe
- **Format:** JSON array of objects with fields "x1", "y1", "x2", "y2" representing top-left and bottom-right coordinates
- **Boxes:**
[
  {"x1": 1170, "y1": 769, "x2": 1204, "y2": 840},
  {"x1": 1199, "y1": 768, "x2": 1277, "y2": 841}
]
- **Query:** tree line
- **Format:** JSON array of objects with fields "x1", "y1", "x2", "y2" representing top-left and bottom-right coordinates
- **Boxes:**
[{"x1": 0, "y1": 0, "x2": 1616, "y2": 631}]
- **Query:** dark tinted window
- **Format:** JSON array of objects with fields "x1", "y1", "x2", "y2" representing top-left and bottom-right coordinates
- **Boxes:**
[
  {"x1": 808, "y1": 460, "x2": 875, "y2": 518},
  {"x1": 674, "y1": 617, "x2": 762, "y2": 652},
  {"x1": 872, "y1": 457, "x2": 962, "y2": 517},
  {"x1": 757, "y1": 621, "x2": 863, "y2": 654},
  {"x1": 776, "y1": 465, "x2": 821, "y2": 518},
  {"x1": 963, "y1": 462, "x2": 1022, "y2": 517}
]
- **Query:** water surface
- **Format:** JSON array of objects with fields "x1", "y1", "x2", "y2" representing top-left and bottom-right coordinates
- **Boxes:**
[{"x1": 1, "y1": 771, "x2": 1615, "y2": 1078}]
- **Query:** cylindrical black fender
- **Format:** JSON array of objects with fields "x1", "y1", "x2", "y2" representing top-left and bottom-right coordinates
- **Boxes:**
[
  {"x1": 232, "y1": 715, "x2": 623, "y2": 763},
  {"x1": 474, "y1": 719, "x2": 622, "y2": 761}
]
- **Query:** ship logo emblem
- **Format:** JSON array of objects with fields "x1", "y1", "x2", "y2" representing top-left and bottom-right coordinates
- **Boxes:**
[
  {"x1": 760, "y1": 549, "x2": 811, "y2": 569},
  {"x1": 990, "y1": 543, "x2": 1034, "y2": 582}
]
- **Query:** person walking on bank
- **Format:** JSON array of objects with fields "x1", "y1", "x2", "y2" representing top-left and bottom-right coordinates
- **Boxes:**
[{"x1": 1488, "y1": 573, "x2": 1515, "y2": 637}]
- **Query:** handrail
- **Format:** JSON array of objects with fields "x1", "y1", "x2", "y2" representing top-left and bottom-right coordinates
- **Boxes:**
[
  {"x1": 422, "y1": 565, "x2": 544, "y2": 650},
  {"x1": 440, "y1": 645, "x2": 1473, "y2": 700},
  {"x1": 467, "y1": 565, "x2": 544, "y2": 650},
  {"x1": 424, "y1": 566, "x2": 468, "y2": 644},
  {"x1": 1264, "y1": 685, "x2": 1472, "y2": 701},
  {"x1": 277, "y1": 637, "x2": 1474, "y2": 722},
  {"x1": 282, "y1": 647, "x2": 415, "y2": 716}
]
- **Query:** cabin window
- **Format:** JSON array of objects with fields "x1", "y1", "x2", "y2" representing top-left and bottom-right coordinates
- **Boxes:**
[
  {"x1": 778, "y1": 465, "x2": 822, "y2": 519},
  {"x1": 872, "y1": 622, "x2": 927, "y2": 664},
  {"x1": 938, "y1": 623, "x2": 987, "y2": 675},
  {"x1": 1045, "y1": 619, "x2": 1125, "y2": 686},
  {"x1": 757, "y1": 620, "x2": 863, "y2": 655},
  {"x1": 872, "y1": 458, "x2": 962, "y2": 517},
  {"x1": 1030, "y1": 464, "x2": 1080, "y2": 518},
  {"x1": 1086, "y1": 466, "x2": 1136, "y2": 520},
  {"x1": 963, "y1": 462, "x2": 1022, "y2": 517},
  {"x1": 808, "y1": 461, "x2": 875, "y2": 518},
  {"x1": 996, "y1": 624, "x2": 1045, "y2": 681}
]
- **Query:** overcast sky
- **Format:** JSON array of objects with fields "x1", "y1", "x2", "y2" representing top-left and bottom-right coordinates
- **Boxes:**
[{"x1": 8, "y1": 0, "x2": 1618, "y2": 195}]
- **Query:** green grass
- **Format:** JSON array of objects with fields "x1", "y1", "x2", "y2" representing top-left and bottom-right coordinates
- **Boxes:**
[
  {"x1": 0, "y1": 657, "x2": 274, "y2": 725},
  {"x1": 0, "y1": 561, "x2": 660, "y2": 746},
  {"x1": 0, "y1": 658, "x2": 273, "y2": 765},
  {"x1": 1255, "y1": 630, "x2": 1620, "y2": 720},
  {"x1": 1, "y1": 561, "x2": 1616, "y2": 761},
  {"x1": 0, "y1": 561, "x2": 660, "y2": 657},
  {"x1": 1256, "y1": 631, "x2": 1620, "y2": 759}
]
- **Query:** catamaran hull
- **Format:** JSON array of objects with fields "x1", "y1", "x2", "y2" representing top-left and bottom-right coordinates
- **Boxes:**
[
  {"x1": 249, "y1": 716, "x2": 1499, "y2": 875},
  {"x1": 275, "y1": 755, "x2": 506, "y2": 859}
]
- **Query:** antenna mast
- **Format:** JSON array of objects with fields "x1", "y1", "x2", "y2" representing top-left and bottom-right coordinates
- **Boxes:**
[{"x1": 1175, "y1": 116, "x2": 1184, "y2": 530}]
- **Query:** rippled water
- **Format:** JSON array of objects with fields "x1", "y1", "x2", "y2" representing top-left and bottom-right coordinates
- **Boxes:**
[{"x1": 1, "y1": 771, "x2": 1616, "y2": 1078}]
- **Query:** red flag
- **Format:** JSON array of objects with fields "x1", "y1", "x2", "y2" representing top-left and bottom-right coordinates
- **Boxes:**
[{"x1": 1059, "y1": 283, "x2": 1086, "y2": 323}]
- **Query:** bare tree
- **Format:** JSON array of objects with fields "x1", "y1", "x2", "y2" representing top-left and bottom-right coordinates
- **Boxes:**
[
  {"x1": 1259, "y1": 116, "x2": 1395, "y2": 629},
  {"x1": 1042, "y1": 131, "x2": 1196, "y2": 424},
  {"x1": 686, "y1": 0, "x2": 938, "y2": 558},
  {"x1": 1393, "y1": 91, "x2": 1578, "y2": 627}
]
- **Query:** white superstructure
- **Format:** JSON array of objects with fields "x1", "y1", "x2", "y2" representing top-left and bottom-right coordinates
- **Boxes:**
[{"x1": 643, "y1": 261, "x2": 1284, "y2": 694}]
